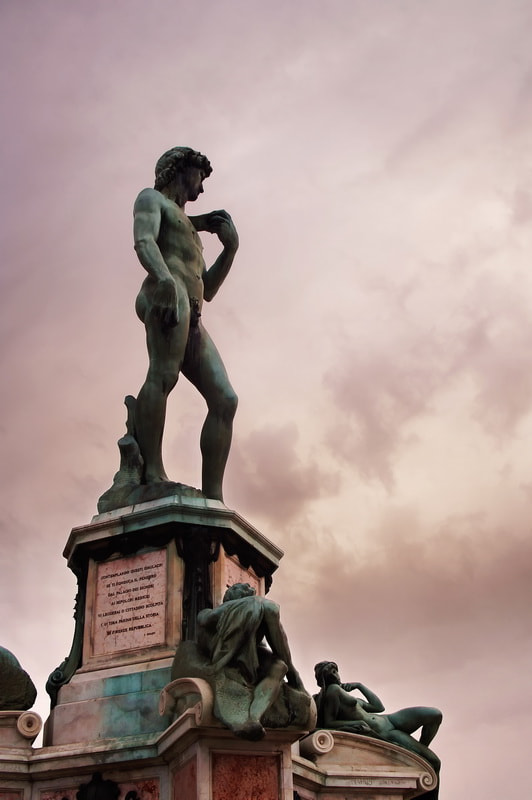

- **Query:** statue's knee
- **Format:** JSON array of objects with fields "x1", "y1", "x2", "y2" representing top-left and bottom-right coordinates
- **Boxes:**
[
  {"x1": 271, "y1": 659, "x2": 287, "y2": 679},
  {"x1": 223, "y1": 389, "x2": 238, "y2": 419},
  {"x1": 206, "y1": 385, "x2": 238, "y2": 420},
  {"x1": 160, "y1": 370, "x2": 179, "y2": 394}
]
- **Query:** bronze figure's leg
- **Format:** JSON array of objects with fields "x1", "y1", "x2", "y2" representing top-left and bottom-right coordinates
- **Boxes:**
[
  {"x1": 135, "y1": 298, "x2": 190, "y2": 483},
  {"x1": 182, "y1": 324, "x2": 238, "y2": 501},
  {"x1": 387, "y1": 706, "x2": 443, "y2": 748}
]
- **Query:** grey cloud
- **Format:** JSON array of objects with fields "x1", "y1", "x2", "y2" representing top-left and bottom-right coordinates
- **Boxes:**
[
  {"x1": 324, "y1": 230, "x2": 532, "y2": 485},
  {"x1": 1, "y1": 3, "x2": 530, "y2": 795},
  {"x1": 275, "y1": 507, "x2": 532, "y2": 685},
  {"x1": 324, "y1": 335, "x2": 445, "y2": 489},
  {"x1": 511, "y1": 186, "x2": 532, "y2": 225},
  {"x1": 229, "y1": 422, "x2": 338, "y2": 524},
  {"x1": 451, "y1": 292, "x2": 532, "y2": 439}
]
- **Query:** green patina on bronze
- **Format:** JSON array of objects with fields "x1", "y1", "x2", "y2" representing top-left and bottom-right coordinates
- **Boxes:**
[
  {"x1": 0, "y1": 646, "x2": 37, "y2": 711},
  {"x1": 314, "y1": 660, "x2": 442, "y2": 800},
  {"x1": 99, "y1": 147, "x2": 239, "y2": 513},
  {"x1": 172, "y1": 583, "x2": 312, "y2": 740}
]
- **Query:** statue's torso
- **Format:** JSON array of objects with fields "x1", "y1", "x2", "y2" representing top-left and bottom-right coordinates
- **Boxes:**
[
  {"x1": 331, "y1": 686, "x2": 394, "y2": 735},
  {"x1": 142, "y1": 194, "x2": 206, "y2": 308}
]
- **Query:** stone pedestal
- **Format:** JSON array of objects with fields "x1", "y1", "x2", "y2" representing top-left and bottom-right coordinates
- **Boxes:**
[
  {"x1": 0, "y1": 719, "x2": 437, "y2": 800},
  {"x1": 0, "y1": 495, "x2": 438, "y2": 800},
  {"x1": 293, "y1": 730, "x2": 438, "y2": 799},
  {"x1": 44, "y1": 495, "x2": 282, "y2": 747},
  {"x1": 0, "y1": 711, "x2": 42, "y2": 750},
  {"x1": 166, "y1": 721, "x2": 298, "y2": 800},
  {"x1": 159, "y1": 680, "x2": 301, "y2": 800},
  {"x1": 0, "y1": 714, "x2": 297, "y2": 800}
]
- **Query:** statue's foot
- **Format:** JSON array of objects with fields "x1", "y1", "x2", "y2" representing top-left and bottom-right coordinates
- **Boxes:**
[{"x1": 232, "y1": 720, "x2": 265, "y2": 741}]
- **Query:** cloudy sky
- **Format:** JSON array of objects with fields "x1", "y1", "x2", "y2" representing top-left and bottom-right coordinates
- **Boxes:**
[{"x1": 1, "y1": 0, "x2": 531, "y2": 796}]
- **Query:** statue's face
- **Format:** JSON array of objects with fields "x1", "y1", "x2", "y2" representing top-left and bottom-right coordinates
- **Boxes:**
[
  {"x1": 320, "y1": 662, "x2": 340, "y2": 685},
  {"x1": 183, "y1": 166, "x2": 206, "y2": 202}
]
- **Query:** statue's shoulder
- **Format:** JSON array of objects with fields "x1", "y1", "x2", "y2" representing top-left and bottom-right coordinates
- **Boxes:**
[{"x1": 134, "y1": 187, "x2": 164, "y2": 212}]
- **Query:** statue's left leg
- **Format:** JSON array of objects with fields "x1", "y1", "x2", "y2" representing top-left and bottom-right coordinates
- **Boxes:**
[
  {"x1": 385, "y1": 708, "x2": 442, "y2": 797},
  {"x1": 248, "y1": 659, "x2": 288, "y2": 728},
  {"x1": 182, "y1": 325, "x2": 238, "y2": 502},
  {"x1": 385, "y1": 724, "x2": 441, "y2": 799}
]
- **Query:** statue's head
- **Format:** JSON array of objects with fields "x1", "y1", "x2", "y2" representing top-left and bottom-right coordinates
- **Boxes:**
[
  {"x1": 223, "y1": 582, "x2": 256, "y2": 602},
  {"x1": 314, "y1": 661, "x2": 340, "y2": 689},
  {"x1": 154, "y1": 146, "x2": 212, "y2": 192}
]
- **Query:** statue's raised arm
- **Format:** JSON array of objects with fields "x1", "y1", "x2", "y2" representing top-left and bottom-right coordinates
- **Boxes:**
[{"x1": 189, "y1": 209, "x2": 239, "y2": 301}]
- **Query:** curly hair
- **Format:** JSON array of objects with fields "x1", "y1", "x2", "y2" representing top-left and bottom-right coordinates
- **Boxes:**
[
  {"x1": 154, "y1": 146, "x2": 213, "y2": 191},
  {"x1": 222, "y1": 582, "x2": 256, "y2": 602}
]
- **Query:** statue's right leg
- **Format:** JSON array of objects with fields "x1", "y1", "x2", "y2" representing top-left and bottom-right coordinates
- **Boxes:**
[
  {"x1": 135, "y1": 307, "x2": 189, "y2": 483},
  {"x1": 181, "y1": 326, "x2": 238, "y2": 501},
  {"x1": 247, "y1": 658, "x2": 288, "y2": 730}
]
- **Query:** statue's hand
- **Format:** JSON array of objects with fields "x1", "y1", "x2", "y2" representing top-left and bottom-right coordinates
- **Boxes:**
[
  {"x1": 152, "y1": 277, "x2": 178, "y2": 328},
  {"x1": 203, "y1": 210, "x2": 239, "y2": 252},
  {"x1": 342, "y1": 682, "x2": 360, "y2": 692}
]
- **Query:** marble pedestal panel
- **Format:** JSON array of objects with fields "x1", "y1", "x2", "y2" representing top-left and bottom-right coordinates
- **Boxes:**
[
  {"x1": 293, "y1": 730, "x2": 438, "y2": 799},
  {"x1": 161, "y1": 710, "x2": 300, "y2": 800},
  {"x1": 158, "y1": 673, "x2": 313, "y2": 800},
  {"x1": 45, "y1": 495, "x2": 283, "y2": 747}
]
